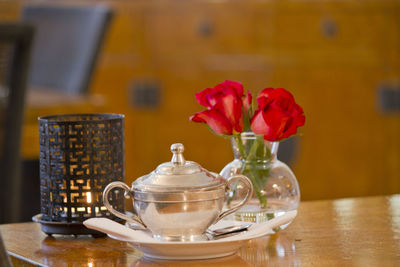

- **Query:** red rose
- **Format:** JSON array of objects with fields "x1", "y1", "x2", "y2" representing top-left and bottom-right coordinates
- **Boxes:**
[
  {"x1": 190, "y1": 80, "x2": 246, "y2": 135},
  {"x1": 251, "y1": 88, "x2": 305, "y2": 141}
]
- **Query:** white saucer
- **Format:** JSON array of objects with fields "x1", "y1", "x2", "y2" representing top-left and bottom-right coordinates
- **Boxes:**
[
  {"x1": 101, "y1": 210, "x2": 297, "y2": 260},
  {"x1": 108, "y1": 219, "x2": 276, "y2": 260},
  {"x1": 109, "y1": 233, "x2": 254, "y2": 260}
]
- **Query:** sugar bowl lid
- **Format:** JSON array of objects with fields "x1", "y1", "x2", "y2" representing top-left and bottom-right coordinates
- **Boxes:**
[{"x1": 132, "y1": 143, "x2": 225, "y2": 192}]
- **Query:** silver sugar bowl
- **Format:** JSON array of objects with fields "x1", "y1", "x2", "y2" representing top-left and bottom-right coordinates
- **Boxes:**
[{"x1": 103, "y1": 143, "x2": 253, "y2": 242}]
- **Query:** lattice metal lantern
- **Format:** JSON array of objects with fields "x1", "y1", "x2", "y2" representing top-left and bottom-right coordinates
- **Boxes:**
[{"x1": 34, "y1": 114, "x2": 125, "y2": 236}]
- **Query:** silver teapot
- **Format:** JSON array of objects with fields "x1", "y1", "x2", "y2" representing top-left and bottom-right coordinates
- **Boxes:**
[{"x1": 103, "y1": 143, "x2": 253, "y2": 242}]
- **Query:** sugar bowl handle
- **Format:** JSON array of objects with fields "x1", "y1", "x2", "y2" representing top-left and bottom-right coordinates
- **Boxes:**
[
  {"x1": 216, "y1": 175, "x2": 254, "y2": 222},
  {"x1": 103, "y1": 181, "x2": 146, "y2": 228}
]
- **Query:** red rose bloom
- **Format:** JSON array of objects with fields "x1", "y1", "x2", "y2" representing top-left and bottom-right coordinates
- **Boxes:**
[
  {"x1": 190, "y1": 80, "x2": 246, "y2": 135},
  {"x1": 251, "y1": 88, "x2": 305, "y2": 141}
]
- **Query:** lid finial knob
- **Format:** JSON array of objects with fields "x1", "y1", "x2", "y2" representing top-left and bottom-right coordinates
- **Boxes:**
[{"x1": 171, "y1": 143, "x2": 185, "y2": 166}]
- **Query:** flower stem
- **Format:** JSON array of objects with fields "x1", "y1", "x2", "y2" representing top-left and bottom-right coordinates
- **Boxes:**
[
  {"x1": 238, "y1": 135, "x2": 268, "y2": 209},
  {"x1": 234, "y1": 135, "x2": 246, "y2": 159}
]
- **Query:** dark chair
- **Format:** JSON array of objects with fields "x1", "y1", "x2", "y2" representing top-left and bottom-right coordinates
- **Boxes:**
[
  {"x1": 0, "y1": 231, "x2": 11, "y2": 267},
  {"x1": 0, "y1": 23, "x2": 34, "y2": 224},
  {"x1": 22, "y1": 5, "x2": 113, "y2": 95}
]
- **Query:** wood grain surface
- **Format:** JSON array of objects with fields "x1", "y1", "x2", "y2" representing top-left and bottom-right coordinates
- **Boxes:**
[{"x1": 1, "y1": 195, "x2": 399, "y2": 266}]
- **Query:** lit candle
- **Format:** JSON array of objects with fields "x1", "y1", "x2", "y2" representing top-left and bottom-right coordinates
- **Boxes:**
[{"x1": 87, "y1": 192, "x2": 92, "y2": 203}]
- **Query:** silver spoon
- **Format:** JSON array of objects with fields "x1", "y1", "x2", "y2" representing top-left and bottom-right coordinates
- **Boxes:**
[{"x1": 206, "y1": 223, "x2": 252, "y2": 239}]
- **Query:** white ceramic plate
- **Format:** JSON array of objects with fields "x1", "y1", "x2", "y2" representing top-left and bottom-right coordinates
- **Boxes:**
[
  {"x1": 108, "y1": 233, "x2": 258, "y2": 260},
  {"x1": 108, "y1": 217, "x2": 287, "y2": 260},
  {"x1": 104, "y1": 211, "x2": 297, "y2": 260},
  {"x1": 108, "y1": 221, "x2": 269, "y2": 261}
]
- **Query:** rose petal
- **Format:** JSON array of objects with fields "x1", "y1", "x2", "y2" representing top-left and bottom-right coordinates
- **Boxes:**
[
  {"x1": 250, "y1": 110, "x2": 270, "y2": 135},
  {"x1": 251, "y1": 107, "x2": 291, "y2": 141},
  {"x1": 195, "y1": 88, "x2": 214, "y2": 107},
  {"x1": 262, "y1": 108, "x2": 290, "y2": 141},
  {"x1": 281, "y1": 113, "x2": 305, "y2": 139},
  {"x1": 291, "y1": 103, "x2": 304, "y2": 116},
  {"x1": 243, "y1": 90, "x2": 252, "y2": 114},
  {"x1": 274, "y1": 88, "x2": 295, "y2": 102},
  {"x1": 257, "y1": 88, "x2": 275, "y2": 99},
  {"x1": 214, "y1": 92, "x2": 243, "y2": 131},
  {"x1": 222, "y1": 80, "x2": 244, "y2": 97},
  {"x1": 256, "y1": 88, "x2": 275, "y2": 109},
  {"x1": 190, "y1": 109, "x2": 233, "y2": 135},
  {"x1": 207, "y1": 84, "x2": 231, "y2": 107}
]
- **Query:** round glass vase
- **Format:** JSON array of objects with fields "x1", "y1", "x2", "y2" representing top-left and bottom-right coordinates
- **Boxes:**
[{"x1": 220, "y1": 132, "x2": 300, "y2": 229}]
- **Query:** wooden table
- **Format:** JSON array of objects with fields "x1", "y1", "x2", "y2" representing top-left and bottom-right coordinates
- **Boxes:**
[{"x1": 1, "y1": 195, "x2": 399, "y2": 266}]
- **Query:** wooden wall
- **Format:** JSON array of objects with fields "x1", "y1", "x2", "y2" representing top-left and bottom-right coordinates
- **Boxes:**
[{"x1": 1, "y1": 0, "x2": 399, "y2": 200}]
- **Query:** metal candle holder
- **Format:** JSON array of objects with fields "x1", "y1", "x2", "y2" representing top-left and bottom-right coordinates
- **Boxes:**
[{"x1": 36, "y1": 114, "x2": 125, "y2": 236}]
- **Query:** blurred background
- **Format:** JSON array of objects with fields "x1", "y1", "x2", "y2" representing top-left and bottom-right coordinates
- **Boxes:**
[{"x1": 0, "y1": 0, "x2": 399, "y2": 222}]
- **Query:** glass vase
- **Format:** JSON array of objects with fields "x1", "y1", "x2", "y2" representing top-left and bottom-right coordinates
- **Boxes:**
[{"x1": 220, "y1": 132, "x2": 300, "y2": 229}]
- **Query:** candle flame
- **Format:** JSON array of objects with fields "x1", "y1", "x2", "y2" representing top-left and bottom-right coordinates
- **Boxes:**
[{"x1": 87, "y1": 192, "x2": 92, "y2": 203}]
